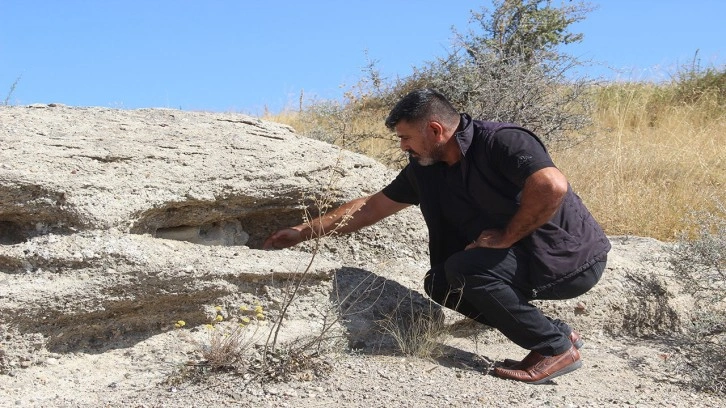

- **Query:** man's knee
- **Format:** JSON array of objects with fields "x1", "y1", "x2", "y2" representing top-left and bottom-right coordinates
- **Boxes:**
[
  {"x1": 537, "y1": 259, "x2": 607, "y2": 300},
  {"x1": 443, "y1": 252, "x2": 468, "y2": 290}
]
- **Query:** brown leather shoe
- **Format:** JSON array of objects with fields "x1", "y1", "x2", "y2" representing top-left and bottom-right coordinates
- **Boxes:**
[
  {"x1": 494, "y1": 345, "x2": 582, "y2": 384},
  {"x1": 502, "y1": 331, "x2": 583, "y2": 369}
]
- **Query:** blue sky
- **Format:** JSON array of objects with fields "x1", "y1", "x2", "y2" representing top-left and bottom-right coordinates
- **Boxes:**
[{"x1": 1, "y1": 1, "x2": 724, "y2": 114}]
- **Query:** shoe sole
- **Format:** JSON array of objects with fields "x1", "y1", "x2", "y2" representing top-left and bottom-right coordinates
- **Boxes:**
[
  {"x1": 503, "y1": 338, "x2": 584, "y2": 368},
  {"x1": 529, "y1": 359, "x2": 583, "y2": 385}
]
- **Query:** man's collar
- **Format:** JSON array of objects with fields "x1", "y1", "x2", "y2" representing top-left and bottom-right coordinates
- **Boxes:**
[{"x1": 453, "y1": 113, "x2": 474, "y2": 157}]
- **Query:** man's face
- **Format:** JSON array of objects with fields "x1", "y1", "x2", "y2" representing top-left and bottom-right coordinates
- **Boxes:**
[{"x1": 395, "y1": 120, "x2": 445, "y2": 166}]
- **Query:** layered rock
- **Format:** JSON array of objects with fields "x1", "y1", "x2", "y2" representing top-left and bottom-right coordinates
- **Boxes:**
[{"x1": 0, "y1": 105, "x2": 428, "y2": 359}]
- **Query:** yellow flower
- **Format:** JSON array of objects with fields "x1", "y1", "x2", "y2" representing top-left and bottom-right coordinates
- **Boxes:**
[
  {"x1": 215, "y1": 315, "x2": 223, "y2": 322},
  {"x1": 174, "y1": 320, "x2": 186, "y2": 328},
  {"x1": 241, "y1": 317, "x2": 250, "y2": 323},
  {"x1": 205, "y1": 324, "x2": 215, "y2": 330},
  {"x1": 215, "y1": 305, "x2": 223, "y2": 311},
  {"x1": 239, "y1": 305, "x2": 248, "y2": 311},
  {"x1": 256, "y1": 313, "x2": 265, "y2": 320},
  {"x1": 254, "y1": 305, "x2": 263, "y2": 313}
]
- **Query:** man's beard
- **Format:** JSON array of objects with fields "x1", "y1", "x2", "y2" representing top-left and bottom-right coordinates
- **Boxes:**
[{"x1": 409, "y1": 142, "x2": 446, "y2": 166}]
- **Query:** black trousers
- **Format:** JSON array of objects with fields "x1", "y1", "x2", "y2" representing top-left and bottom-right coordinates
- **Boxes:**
[{"x1": 424, "y1": 247, "x2": 605, "y2": 356}]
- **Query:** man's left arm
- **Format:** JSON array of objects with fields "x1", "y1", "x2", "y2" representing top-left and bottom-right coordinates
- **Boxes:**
[{"x1": 466, "y1": 167, "x2": 568, "y2": 249}]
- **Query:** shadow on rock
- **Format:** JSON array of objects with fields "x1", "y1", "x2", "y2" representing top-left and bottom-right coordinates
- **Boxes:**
[{"x1": 331, "y1": 266, "x2": 445, "y2": 354}]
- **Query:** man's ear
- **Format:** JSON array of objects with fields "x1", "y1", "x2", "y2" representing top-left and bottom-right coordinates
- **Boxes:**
[{"x1": 429, "y1": 121, "x2": 445, "y2": 141}]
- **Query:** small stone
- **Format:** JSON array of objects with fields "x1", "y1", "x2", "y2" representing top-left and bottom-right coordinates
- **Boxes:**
[{"x1": 20, "y1": 360, "x2": 31, "y2": 368}]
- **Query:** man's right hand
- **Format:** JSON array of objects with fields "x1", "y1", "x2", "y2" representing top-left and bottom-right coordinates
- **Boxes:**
[
  {"x1": 262, "y1": 192, "x2": 409, "y2": 251},
  {"x1": 262, "y1": 228, "x2": 305, "y2": 250}
]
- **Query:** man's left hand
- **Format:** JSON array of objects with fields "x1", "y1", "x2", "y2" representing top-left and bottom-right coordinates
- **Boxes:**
[{"x1": 466, "y1": 229, "x2": 512, "y2": 250}]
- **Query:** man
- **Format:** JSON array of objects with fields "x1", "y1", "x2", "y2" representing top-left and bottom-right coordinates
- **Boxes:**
[{"x1": 264, "y1": 88, "x2": 610, "y2": 384}]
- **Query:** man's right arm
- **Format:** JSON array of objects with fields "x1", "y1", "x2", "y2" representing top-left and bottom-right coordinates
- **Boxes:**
[{"x1": 262, "y1": 191, "x2": 410, "y2": 250}]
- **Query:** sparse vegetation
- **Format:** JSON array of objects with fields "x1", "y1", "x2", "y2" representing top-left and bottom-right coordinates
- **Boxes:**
[
  {"x1": 276, "y1": 0, "x2": 597, "y2": 168},
  {"x1": 667, "y1": 205, "x2": 725, "y2": 394},
  {"x1": 196, "y1": 304, "x2": 266, "y2": 372},
  {"x1": 417, "y1": 0, "x2": 595, "y2": 144},
  {"x1": 376, "y1": 294, "x2": 447, "y2": 358},
  {"x1": 3, "y1": 76, "x2": 21, "y2": 106}
]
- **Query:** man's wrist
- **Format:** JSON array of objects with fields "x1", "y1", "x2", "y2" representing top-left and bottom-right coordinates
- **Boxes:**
[
  {"x1": 500, "y1": 228, "x2": 521, "y2": 247},
  {"x1": 291, "y1": 226, "x2": 310, "y2": 242}
]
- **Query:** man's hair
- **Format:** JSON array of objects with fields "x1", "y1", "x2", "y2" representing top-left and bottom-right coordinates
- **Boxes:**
[{"x1": 385, "y1": 88, "x2": 460, "y2": 131}]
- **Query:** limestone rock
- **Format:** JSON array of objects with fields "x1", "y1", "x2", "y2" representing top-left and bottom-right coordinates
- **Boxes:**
[{"x1": 0, "y1": 106, "x2": 429, "y2": 362}]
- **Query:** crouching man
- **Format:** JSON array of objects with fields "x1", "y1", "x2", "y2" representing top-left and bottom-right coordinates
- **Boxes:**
[{"x1": 264, "y1": 88, "x2": 610, "y2": 384}]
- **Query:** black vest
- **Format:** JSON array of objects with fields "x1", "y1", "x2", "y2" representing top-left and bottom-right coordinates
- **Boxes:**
[{"x1": 403, "y1": 117, "x2": 610, "y2": 293}]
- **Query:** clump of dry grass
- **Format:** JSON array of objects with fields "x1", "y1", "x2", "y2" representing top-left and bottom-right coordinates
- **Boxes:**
[
  {"x1": 666, "y1": 208, "x2": 726, "y2": 395},
  {"x1": 376, "y1": 295, "x2": 447, "y2": 358},
  {"x1": 200, "y1": 323, "x2": 257, "y2": 371}
]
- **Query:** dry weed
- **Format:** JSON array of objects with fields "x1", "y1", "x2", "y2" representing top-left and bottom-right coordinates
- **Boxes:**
[
  {"x1": 666, "y1": 207, "x2": 725, "y2": 395},
  {"x1": 376, "y1": 294, "x2": 447, "y2": 358}
]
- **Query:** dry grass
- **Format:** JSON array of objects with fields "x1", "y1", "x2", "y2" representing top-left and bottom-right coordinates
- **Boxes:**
[
  {"x1": 200, "y1": 324, "x2": 257, "y2": 371},
  {"x1": 553, "y1": 84, "x2": 725, "y2": 240},
  {"x1": 265, "y1": 104, "x2": 404, "y2": 167},
  {"x1": 376, "y1": 296, "x2": 447, "y2": 358}
]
